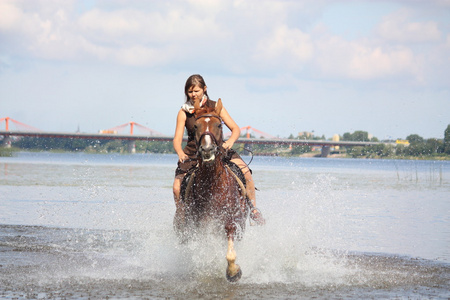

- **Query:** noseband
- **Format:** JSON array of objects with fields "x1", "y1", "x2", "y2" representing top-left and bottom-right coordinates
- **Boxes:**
[{"x1": 195, "y1": 114, "x2": 223, "y2": 151}]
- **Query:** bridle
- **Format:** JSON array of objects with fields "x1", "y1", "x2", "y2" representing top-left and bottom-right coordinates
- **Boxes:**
[{"x1": 195, "y1": 114, "x2": 224, "y2": 154}]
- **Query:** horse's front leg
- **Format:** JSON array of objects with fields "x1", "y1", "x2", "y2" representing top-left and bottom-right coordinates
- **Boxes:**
[{"x1": 226, "y1": 237, "x2": 242, "y2": 282}]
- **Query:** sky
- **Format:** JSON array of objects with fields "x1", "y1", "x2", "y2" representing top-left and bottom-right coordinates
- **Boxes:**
[{"x1": 1, "y1": 0, "x2": 449, "y2": 140}]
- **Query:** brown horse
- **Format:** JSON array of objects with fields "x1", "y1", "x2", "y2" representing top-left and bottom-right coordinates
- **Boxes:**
[{"x1": 177, "y1": 98, "x2": 249, "y2": 282}]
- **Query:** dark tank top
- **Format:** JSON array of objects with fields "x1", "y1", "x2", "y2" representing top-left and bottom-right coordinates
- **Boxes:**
[
  {"x1": 175, "y1": 99, "x2": 241, "y2": 175},
  {"x1": 183, "y1": 99, "x2": 217, "y2": 156}
]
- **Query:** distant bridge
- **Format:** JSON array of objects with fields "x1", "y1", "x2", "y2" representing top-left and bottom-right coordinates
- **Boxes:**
[
  {"x1": 0, "y1": 117, "x2": 385, "y2": 157},
  {"x1": 0, "y1": 130, "x2": 383, "y2": 157}
]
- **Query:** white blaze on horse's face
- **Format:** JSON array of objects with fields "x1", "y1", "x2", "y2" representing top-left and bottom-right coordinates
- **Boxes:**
[
  {"x1": 203, "y1": 119, "x2": 214, "y2": 162},
  {"x1": 199, "y1": 117, "x2": 216, "y2": 162},
  {"x1": 202, "y1": 134, "x2": 215, "y2": 162}
]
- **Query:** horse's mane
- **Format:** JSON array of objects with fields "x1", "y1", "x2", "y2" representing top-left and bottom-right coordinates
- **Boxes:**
[{"x1": 195, "y1": 105, "x2": 216, "y2": 117}]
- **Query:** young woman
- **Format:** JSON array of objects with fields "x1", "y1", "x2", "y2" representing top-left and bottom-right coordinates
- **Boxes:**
[{"x1": 173, "y1": 74, "x2": 265, "y2": 227}]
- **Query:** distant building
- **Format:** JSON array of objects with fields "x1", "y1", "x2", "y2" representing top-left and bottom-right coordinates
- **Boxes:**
[
  {"x1": 298, "y1": 131, "x2": 314, "y2": 138},
  {"x1": 99, "y1": 130, "x2": 118, "y2": 134},
  {"x1": 332, "y1": 134, "x2": 340, "y2": 150},
  {"x1": 396, "y1": 139, "x2": 410, "y2": 146}
]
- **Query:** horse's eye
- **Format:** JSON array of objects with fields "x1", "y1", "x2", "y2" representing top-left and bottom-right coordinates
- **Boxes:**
[
  {"x1": 218, "y1": 123, "x2": 222, "y2": 129},
  {"x1": 194, "y1": 124, "x2": 198, "y2": 130}
]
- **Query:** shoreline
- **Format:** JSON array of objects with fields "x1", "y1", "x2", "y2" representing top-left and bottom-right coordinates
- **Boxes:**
[{"x1": 2, "y1": 148, "x2": 450, "y2": 161}]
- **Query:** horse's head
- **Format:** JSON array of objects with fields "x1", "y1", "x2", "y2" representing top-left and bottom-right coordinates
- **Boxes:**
[{"x1": 194, "y1": 98, "x2": 224, "y2": 163}]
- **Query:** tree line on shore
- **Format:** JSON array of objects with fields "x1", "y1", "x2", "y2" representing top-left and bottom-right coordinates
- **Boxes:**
[
  {"x1": 2, "y1": 125, "x2": 450, "y2": 160},
  {"x1": 287, "y1": 126, "x2": 450, "y2": 159}
]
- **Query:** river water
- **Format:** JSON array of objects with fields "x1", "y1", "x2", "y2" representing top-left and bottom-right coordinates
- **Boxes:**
[{"x1": 0, "y1": 152, "x2": 449, "y2": 299}]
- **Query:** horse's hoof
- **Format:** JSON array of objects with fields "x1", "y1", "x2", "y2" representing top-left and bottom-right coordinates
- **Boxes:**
[{"x1": 226, "y1": 267, "x2": 242, "y2": 282}]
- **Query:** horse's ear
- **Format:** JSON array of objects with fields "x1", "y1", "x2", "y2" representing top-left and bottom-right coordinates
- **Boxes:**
[{"x1": 215, "y1": 98, "x2": 223, "y2": 115}]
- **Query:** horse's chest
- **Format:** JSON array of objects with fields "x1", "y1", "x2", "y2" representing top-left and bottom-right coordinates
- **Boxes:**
[{"x1": 193, "y1": 176, "x2": 238, "y2": 211}]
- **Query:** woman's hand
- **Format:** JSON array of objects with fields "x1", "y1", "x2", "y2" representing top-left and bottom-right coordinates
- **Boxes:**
[
  {"x1": 219, "y1": 105, "x2": 240, "y2": 150},
  {"x1": 178, "y1": 153, "x2": 189, "y2": 163},
  {"x1": 222, "y1": 140, "x2": 233, "y2": 150}
]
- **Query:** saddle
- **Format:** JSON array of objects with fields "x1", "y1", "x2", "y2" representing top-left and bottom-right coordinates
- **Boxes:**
[{"x1": 180, "y1": 160, "x2": 247, "y2": 203}]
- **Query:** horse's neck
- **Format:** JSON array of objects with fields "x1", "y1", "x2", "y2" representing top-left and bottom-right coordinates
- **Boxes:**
[{"x1": 198, "y1": 154, "x2": 226, "y2": 183}]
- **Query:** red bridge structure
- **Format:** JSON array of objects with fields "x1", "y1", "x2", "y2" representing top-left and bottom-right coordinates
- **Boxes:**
[
  {"x1": 0, "y1": 117, "x2": 41, "y2": 132},
  {"x1": 0, "y1": 117, "x2": 42, "y2": 147},
  {"x1": 0, "y1": 119, "x2": 166, "y2": 153},
  {"x1": 225, "y1": 126, "x2": 277, "y2": 139},
  {"x1": 1, "y1": 117, "x2": 383, "y2": 156},
  {"x1": 100, "y1": 121, "x2": 163, "y2": 136}
]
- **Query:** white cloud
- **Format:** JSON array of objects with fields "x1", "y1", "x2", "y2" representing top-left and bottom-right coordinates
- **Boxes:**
[
  {"x1": 348, "y1": 45, "x2": 416, "y2": 79},
  {"x1": 376, "y1": 9, "x2": 441, "y2": 43},
  {"x1": 0, "y1": 1, "x2": 23, "y2": 30},
  {"x1": 1, "y1": 0, "x2": 449, "y2": 139},
  {"x1": 315, "y1": 35, "x2": 418, "y2": 80},
  {"x1": 253, "y1": 25, "x2": 314, "y2": 69},
  {"x1": 78, "y1": 9, "x2": 145, "y2": 42},
  {"x1": 113, "y1": 45, "x2": 170, "y2": 67},
  {"x1": 0, "y1": 1, "x2": 232, "y2": 66},
  {"x1": 76, "y1": 4, "x2": 234, "y2": 66},
  {"x1": 0, "y1": 0, "x2": 448, "y2": 87},
  {"x1": 0, "y1": 1, "x2": 82, "y2": 60}
]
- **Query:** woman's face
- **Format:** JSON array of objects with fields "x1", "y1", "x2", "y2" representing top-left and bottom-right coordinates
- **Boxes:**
[{"x1": 187, "y1": 84, "x2": 206, "y2": 102}]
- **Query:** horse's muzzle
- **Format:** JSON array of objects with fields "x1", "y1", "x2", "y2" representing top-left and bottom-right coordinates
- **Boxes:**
[
  {"x1": 199, "y1": 144, "x2": 217, "y2": 162},
  {"x1": 197, "y1": 131, "x2": 219, "y2": 163}
]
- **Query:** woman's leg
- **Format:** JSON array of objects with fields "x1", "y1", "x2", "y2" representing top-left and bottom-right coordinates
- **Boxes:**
[
  {"x1": 231, "y1": 158, "x2": 265, "y2": 225},
  {"x1": 173, "y1": 174, "x2": 186, "y2": 228},
  {"x1": 173, "y1": 174, "x2": 184, "y2": 209}
]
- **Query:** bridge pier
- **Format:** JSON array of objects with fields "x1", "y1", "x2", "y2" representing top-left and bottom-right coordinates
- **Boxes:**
[
  {"x1": 2, "y1": 135, "x2": 11, "y2": 148},
  {"x1": 127, "y1": 140, "x2": 136, "y2": 154},
  {"x1": 320, "y1": 146, "x2": 330, "y2": 157}
]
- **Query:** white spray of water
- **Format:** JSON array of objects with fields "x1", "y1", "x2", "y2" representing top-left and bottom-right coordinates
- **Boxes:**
[{"x1": 108, "y1": 173, "x2": 361, "y2": 287}]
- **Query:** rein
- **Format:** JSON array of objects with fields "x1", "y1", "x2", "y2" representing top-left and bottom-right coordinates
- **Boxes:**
[{"x1": 194, "y1": 113, "x2": 255, "y2": 167}]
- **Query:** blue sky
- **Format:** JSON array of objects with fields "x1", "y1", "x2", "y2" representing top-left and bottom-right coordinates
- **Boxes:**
[{"x1": 1, "y1": 0, "x2": 449, "y2": 140}]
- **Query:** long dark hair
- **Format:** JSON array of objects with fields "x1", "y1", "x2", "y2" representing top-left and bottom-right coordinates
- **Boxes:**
[{"x1": 184, "y1": 74, "x2": 209, "y2": 102}]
